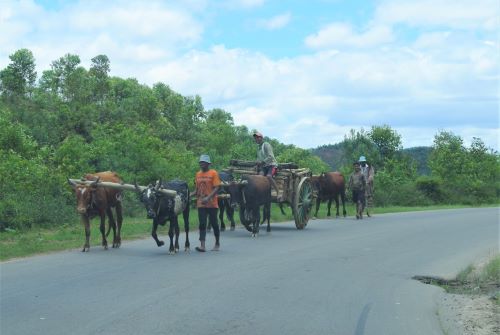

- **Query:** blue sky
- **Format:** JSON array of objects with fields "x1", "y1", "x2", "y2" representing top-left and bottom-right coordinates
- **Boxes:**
[{"x1": 1, "y1": 0, "x2": 499, "y2": 150}]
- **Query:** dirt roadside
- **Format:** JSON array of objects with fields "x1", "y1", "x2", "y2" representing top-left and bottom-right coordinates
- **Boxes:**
[
  {"x1": 416, "y1": 255, "x2": 499, "y2": 335},
  {"x1": 437, "y1": 291, "x2": 498, "y2": 335}
]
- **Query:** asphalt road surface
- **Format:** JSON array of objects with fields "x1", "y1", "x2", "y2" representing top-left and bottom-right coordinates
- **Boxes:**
[{"x1": 1, "y1": 207, "x2": 498, "y2": 335}]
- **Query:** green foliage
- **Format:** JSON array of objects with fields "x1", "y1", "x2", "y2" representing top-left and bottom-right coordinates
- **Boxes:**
[
  {"x1": 416, "y1": 176, "x2": 443, "y2": 203},
  {"x1": 368, "y1": 124, "x2": 402, "y2": 165},
  {"x1": 1, "y1": 48, "x2": 498, "y2": 232},
  {"x1": 342, "y1": 128, "x2": 378, "y2": 166},
  {"x1": 0, "y1": 49, "x2": 37, "y2": 98},
  {"x1": 429, "y1": 131, "x2": 499, "y2": 204}
]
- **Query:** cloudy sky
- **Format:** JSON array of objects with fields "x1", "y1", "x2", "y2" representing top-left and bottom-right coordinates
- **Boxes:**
[{"x1": 1, "y1": 0, "x2": 499, "y2": 150}]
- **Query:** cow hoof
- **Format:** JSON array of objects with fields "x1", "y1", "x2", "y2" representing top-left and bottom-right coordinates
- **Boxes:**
[
  {"x1": 175, "y1": 248, "x2": 179, "y2": 253},
  {"x1": 82, "y1": 247, "x2": 89, "y2": 252},
  {"x1": 185, "y1": 247, "x2": 190, "y2": 253},
  {"x1": 230, "y1": 226, "x2": 235, "y2": 231},
  {"x1": 168, "y1": 250, "x2": 175, "y2": 255},
  {"x1": 266, "y1": 228, "x2": 271, "y2": 233},
  {"x1": 158, "y1": 241, "x2": 165, "y2": 247},
  {"x1": 312, "y1": 217, "x2": 317, "y2": 220}
]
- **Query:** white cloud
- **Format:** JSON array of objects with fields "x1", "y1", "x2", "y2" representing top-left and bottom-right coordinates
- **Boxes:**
[
  {"x1": 0, "y1": 0, "x2": 203, "y2": 73},
  {"x1": 375, "y1": 0, "x2": 500, "y2": 31},
  {"x1": 1, "y1": 0, "x2": 498, "y2": 151},
  {"x1": 305, "y1": 23, "x2": 394, "y2": 49},
  {"x1": 256, "y1": 12, "x2": 291, "y2": 30}
]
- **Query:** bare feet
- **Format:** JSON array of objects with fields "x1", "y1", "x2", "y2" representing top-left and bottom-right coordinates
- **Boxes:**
[
  {"x1": 195, "y1": 246, "x2": 206, "y2": 252},
  {"x1": 211, "y1": 244, "x2": 220, "y2": 251}
]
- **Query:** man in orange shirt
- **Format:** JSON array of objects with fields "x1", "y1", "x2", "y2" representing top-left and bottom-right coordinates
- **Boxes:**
[{"x1": 195, "y1": 154, "x2": 221, "y2": 252}]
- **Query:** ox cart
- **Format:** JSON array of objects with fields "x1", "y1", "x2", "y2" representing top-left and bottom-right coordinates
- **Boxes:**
[{"x1": 223, "y1": 160, "x2": 316, "y2": 230}]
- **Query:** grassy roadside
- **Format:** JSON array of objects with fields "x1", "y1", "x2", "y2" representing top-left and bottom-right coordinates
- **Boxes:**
[
  {"x1": 414, "y1": 254, "x2": 500, "y2": 300},
  {"x1": 0, "y1": 204, "x2": 495, "y2": 261}
]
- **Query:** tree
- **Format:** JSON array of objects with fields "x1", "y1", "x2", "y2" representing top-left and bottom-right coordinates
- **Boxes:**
[
  {"x1": 0, "y1": 49, "x2": 37, "y2": 98},
  {"x1": 89, "y1": 54, "x2": 111, "y2": 104},
  {"x1": 368, "y1": 125, "x2": 402, "y2": 164},
  {"x1": 342, "y1": 128, "x2": 378, "y2": 166},
  {"x1": 428, "y1": 131, "x2": 466, "y2": 182}
]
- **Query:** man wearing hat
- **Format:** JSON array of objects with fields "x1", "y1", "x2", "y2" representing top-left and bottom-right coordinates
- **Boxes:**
[
  {"x1": 253, "y1": 131, "x2": 280, "y2": 200},
  {"x1": 359, "y1": 155, "x2": 375, "y2": 217},
  {"x1": 194, "y1": 154, "x2": 221, "y2": 252}
]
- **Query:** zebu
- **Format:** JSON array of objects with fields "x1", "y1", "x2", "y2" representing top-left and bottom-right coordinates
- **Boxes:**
[
  {"x1": 136, "y1": 180, "x2": 191, "y2": 253},
  {"x1": 68, "y1": 171, "x2": 124, "y2": 252}
]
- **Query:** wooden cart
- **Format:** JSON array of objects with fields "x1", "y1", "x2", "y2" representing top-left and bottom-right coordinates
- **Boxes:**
[{"x1": 224, "y1": 160, "x2": 316, "y2": 229}]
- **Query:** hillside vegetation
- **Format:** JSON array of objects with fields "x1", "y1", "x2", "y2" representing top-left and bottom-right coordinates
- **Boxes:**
[{"x1": 1, "y1": 49, "x2": 499, "y2": 231}]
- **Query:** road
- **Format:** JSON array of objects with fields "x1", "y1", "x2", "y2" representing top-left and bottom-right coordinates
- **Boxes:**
[{"x1": 1, "y1": 208, "x2": 498, "y2": 335}]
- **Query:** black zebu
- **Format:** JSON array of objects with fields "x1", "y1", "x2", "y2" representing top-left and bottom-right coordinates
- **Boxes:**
[
  {"x1": 136, "y1": 180, "x2": 190, "y2": 253},
  {"x1": 227, "y1": 175, "x2": 272, "y2": 236},
  {"x1": 207, "y1": 171, "x2": 236, "y2": 232}
]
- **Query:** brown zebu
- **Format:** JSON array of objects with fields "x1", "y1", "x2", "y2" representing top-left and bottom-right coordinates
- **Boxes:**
[
  {"x1": 227, "y1": 175, "x2": 272, "y2": 236},
  {"x1": 68, "y1": 171, "x2": 124, "y2": 252},
  {"x1": 311, "y1": 172, "x2": 347, "y2": 218}
]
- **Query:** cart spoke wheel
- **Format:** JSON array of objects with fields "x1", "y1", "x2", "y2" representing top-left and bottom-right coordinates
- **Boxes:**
[{"x1": 293, "y1": 177, "x2": 313, "y2": 229}]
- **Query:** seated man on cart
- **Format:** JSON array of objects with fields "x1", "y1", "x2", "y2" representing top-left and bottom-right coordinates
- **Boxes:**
[{"x1": 253, "y1": 131, "x2": 282, "y2": 201}]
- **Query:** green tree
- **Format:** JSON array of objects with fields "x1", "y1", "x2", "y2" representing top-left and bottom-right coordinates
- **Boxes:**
[
  {"x1": 428, "y1": 131, "x2": 466, "y2": 183},
  {"x1": 0, "y1": 49, "x2": 37, "y2": 98},
  {"x1": 342, "y1": 128, "x2": 378, "y2": 166},
  {"x1": 89, "y1": 54, "x2": 111, "y2": 104},
  {"x1": 368, "y1": 124, "x2": 402, "y2": 165}
]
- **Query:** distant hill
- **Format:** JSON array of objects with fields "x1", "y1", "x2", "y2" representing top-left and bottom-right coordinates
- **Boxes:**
[
  {"x1": 402, "y1": 146, "x2": 432, "y2": 175},
  {"x1": 311, "y1": 144, "x2": 433, "y2": 175},
  {"x1": 310, "y1": 143, "x2": 349, "y2": 171}
]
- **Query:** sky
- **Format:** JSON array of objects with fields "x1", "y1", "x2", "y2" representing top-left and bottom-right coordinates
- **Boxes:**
[{"x1": 1, "y1": 0, "x2": 499, "y2": 150}]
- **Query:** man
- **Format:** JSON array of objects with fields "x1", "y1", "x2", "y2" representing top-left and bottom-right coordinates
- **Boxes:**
[
  {"x1": 194, "y1": 154, "x2": 221, "y2": 252},
  {"x1": 253, "y1": 131, "x2": 280, "y2": 200},
  {"x1": 348, "y1": 162, "x2": 366, "y2": 219},
  {"x1": 359, "y1": 155, "x2": 375, "y2": 217}
]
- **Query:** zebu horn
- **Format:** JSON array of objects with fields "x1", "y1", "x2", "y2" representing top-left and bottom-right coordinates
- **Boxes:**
[
  {"x1": 157, "y1": 188, "x2": 177, "y2": 197},
  {"x1": 90, "y1": 177, "x2": 100, "y2": 186},
  {"x1": 134, "y1": 180, "x2": 141, "y2": 193},
  {"x1": 68, "y1": 178, "x2": 77, "y2": 186}
]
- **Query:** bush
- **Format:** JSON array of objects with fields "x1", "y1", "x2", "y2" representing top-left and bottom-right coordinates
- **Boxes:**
[
  {"x1": 0, "y1": 151, "x2": 75, "y2": 230},
  {"x1": 416, "y1": 176, "x2": 443, "y2": 202}
]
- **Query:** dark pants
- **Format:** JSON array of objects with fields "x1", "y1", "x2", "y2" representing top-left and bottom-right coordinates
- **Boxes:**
[
  {"x1": 198, "y1": 208, "x2": 220, "y2": 244},
  {"x1": 352, "y1": 189, "x2": 365, "y2": 204}
]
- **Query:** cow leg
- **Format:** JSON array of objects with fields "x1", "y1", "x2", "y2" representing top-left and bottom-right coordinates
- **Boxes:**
[
  {"x1": 326, "y1": 199, "x2": 332, "y2": 217},
  {"x1": 265, "y1": 203, "x2": 271, "y2": 232},
  {"x1": 152, "y1": 220, "x2": 164, "y2": 247},
  {"x1": 341, "y1": 190, "x2": 347, "y2": 217},
  {"x1": 226, "y1": 202, "x2": 236, "y2": 231},
  {"x1": 253, "y1": 207, "x2": 260, "y2": 237},
  {"x1": 167, "y1": 219, "x2": 176, "y2": 254},
  {"x1": 81, "y1": 216, "x2": 91, "y2": 252},
  {"x1": 260, "y1": 206, "x2": 268, "y2": 226},
  {"x1": 314, "y1": 199, "x2": 321, "y2": 218},
  {"x1": 99, "y1": 213, "x2": 108, "y2": 250},
  {"x1": 334, "y1": 195, "x2": 340, "y2": 218},
  {"x1": 279, "y1": 203, "x2": 286, "y2": 215},
  {"x1": 115, "y1": 201, "x2": 123, "y2": 248},
  {"x1": 219, "y1": 205, "x2": 226, "y2": 232},
  {"x1": 182, "y1": 205, "x2": 190, "y2": 252},
  {"x1": 173, "y1": 216, "x2": 180, "y2": 253},
  {"x1": 106, "y1": 207, "x2": 117, "y2": 248}
]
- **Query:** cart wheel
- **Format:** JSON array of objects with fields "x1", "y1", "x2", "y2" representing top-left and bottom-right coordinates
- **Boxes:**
[
  {"x1": 293, "y1": 177, "x2": 313, "y2": 229},
  {"x1": 239, "y1": 206, "x2": 253, "y2": 232}
]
